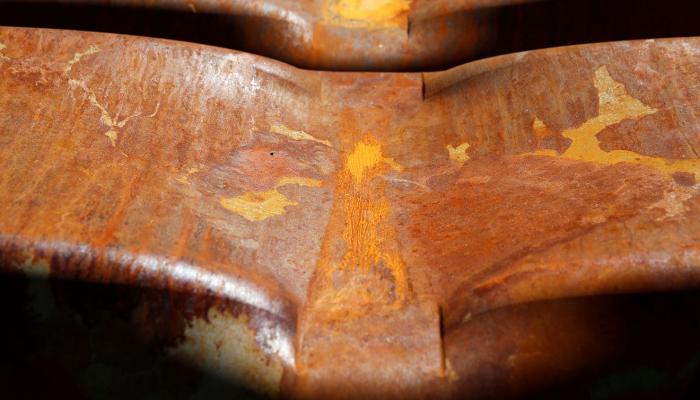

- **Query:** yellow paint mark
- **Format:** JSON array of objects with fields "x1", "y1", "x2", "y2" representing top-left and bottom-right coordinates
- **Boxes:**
[
  {"x1": 528, "y1": 66, "x2": 700, "y2": 179},
  {"x1": 220, "y1": 176, "x2": 322, "y2": 221},
  {"x1": 270, "y1": 124, "x2": 332, "y2": 147},
  {"x1": 446, "y1": 142, "x2": 470, "y2": 166},
  {"x1": 169, "y1": 309, "x2": 282, "y2": 398},
  {"x1": 326, "y1": 0, "x2": 411, "y2": 28},
  {"x1": 346, "y1": 139, "x2": 402, "y2": 183},
  {"x1": 69, "y1": 79, "x2": 159, "y2": 146},
  {"x1": 63, "y1": 45, "x2": 100, "y2": 75},
  {"x1": 311, "y1": 136, "x2": 410, "y2": 315}
]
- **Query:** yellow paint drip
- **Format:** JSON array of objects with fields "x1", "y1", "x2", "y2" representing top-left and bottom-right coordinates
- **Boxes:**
[
  {"x1": 528, "y1": 66, "x2": 700, "y2": 179},
  {"x1": 270, "y1": 124, "x2": 332, "y2": 147},
  {"x1": 326, "y1": 0, "x2": 411, "y2": 27},
  {"x1": 446, "y1": 142, "x2": 470, "y2": 166},
  {"x1": 220, "y1": 176, "x2": 322, "y2": 222}
]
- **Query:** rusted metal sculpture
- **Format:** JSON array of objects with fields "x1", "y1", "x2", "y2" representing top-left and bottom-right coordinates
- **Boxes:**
[{"x1": 3, "y1": 24, "x2": 700, "y2": 398}]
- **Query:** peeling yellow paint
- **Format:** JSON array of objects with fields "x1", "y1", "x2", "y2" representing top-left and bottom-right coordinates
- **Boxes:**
[
  {"x1": 69, "y1": 79, "x2": 159, "y2": 146},
  {"x1": 64, "y1": 45, "x2": 159, "y2": 146},
  {"x1": 220, "y1": 176, "x2": 322, "y2": 221},
  {"x1": 311, "y1": 137, "x2": 410, "y2": 315},
  {"x1": 446, "y1": 142, "x2": 470, "y2": 166},
  {"x1": 325, "y1": 0, "x2": 411, "y2": 28},
  {"x1": 270, "y1": 124, "x2": 332, "y2": 147},
  {"x1": 63, "y1": 45, "x2": 100, "y2": 75},
  {"x1": 169, "y1": 309, "x2": 282, "y2": 398},
  {"x1": 346, "y1": 139, "x2": 403, "y2": 183},
  {"x1": 528, "y1": 66, "x2": 700, "y2": 179}
]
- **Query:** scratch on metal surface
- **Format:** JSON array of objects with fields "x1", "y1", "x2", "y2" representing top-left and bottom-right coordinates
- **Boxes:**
[
  {"x1": 63, "y1": 45, "x2": 100, "y2": 75},
  {"x1": 64, "y1": 45, "x2": 159, "y2": 146},
  {"x1": 270, "y1": 124, "x2": 333, "y2": 147}
]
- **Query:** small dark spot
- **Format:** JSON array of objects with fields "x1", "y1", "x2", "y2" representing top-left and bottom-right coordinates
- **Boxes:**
[
  {"x1": 673, "y1": 171, "x2": 696, "y2": 186},
  {"x1": 269, "y1": 152, "x2": 274, "y2": 156}
]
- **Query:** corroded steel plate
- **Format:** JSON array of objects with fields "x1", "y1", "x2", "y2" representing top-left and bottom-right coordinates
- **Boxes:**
[
  {"x1": 3, "y1": 0, "x2": 700, "y2": 71},
  {"x1": 2, "y1": 27, "x2": 700, "y2": 398}
]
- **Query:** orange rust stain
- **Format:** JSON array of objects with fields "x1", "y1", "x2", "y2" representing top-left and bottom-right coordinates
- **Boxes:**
[
  {"x1": 528, "y1": 66, "x2": 700, "y2": 179},
  {"x1": 311, "y1": 136, "x2": 410, "y2": 316},
  {"x1": 324, "y1": 0, "x2": 411, "y2": 28}
]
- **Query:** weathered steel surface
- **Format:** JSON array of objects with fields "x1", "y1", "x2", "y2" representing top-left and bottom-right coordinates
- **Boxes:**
[
  {"x1": 4, "y1": 0, "x2": 700, "y2": 71},
  {"x1": 1, "y1": 0, "x2": 542, "y2": 71},
  {"x1": 3, "y1": 27, "x2": 700, "y2": 398}
]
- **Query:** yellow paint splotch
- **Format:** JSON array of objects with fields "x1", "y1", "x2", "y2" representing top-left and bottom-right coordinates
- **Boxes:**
[
  {"x1": 326, "y1": 0, "x2": 411, "y2": 28},
  {"x1": 220, "y1": 177, "x2": 321, "y2": 222},
  {"x1": 529, "y1": 66, "x2": 700, "y2": 179},
  {"x1": 311, "y1": 137, "x2": 410, "y2": 314},
  {"x1": 345, "y1": 139, "x2": 403, "y2": 183},
  {"x1": 446, "y1": 142, "x2": 470, "y2": 166},
  {"x1": 270, "y1": 124, "x2": 332, "y2": 147}
]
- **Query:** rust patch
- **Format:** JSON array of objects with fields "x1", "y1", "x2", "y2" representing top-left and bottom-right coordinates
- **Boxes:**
[{"x1": 169, "y1": 308, "x2": 283, "y2": 398}]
